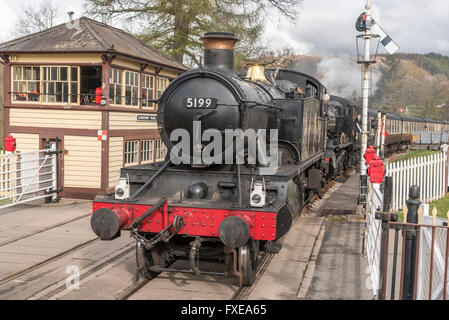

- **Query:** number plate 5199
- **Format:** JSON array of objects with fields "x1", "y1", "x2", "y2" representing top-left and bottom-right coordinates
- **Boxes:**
[{"x1": 184, "y1": 98, "x2": 217, "y2": 109}]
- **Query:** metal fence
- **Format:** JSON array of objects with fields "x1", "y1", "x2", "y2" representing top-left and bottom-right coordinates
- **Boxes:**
[
  {"x1": 378, "y1": 214, "x2": 449, "y2": 300},
  {"x1": 365, "y1": 181, "x2": 449, "y2": 300},
  {"x1": 386, "y1": 152, "x2": 448, "y2": 211},
  {"x1": 0, "y1": 147, "x2": 60, "y2": 209}
]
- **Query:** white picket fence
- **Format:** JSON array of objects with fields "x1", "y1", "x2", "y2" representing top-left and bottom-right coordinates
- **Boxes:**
[{"x1": 386, "y1": 153, "x2": 448, "y2": 212}]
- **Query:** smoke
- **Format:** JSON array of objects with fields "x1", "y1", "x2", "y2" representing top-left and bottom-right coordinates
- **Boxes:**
[
  {"x1": 291, "y1": 54, "x2": 381, "y2": 101},
  {"x1": 315, "y1": 54, "x2": 381, "y2": 101},
  {"x1": 315, "y1": 55, "x2": 376, "y2": 100}
]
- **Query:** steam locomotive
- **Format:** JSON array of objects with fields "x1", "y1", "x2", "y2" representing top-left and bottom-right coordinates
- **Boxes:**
[{"x1": 89, "y1": 32, "x2": 446, "y2": 286}]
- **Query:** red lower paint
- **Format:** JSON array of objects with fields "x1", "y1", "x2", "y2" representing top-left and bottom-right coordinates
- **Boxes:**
[{"x1": 92, "y1": 202, "x2": 277, "y2": 241}]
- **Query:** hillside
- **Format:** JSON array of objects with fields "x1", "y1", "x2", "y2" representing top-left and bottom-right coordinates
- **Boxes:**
[
  {"x1": 290, "y1": 53, "x2": 449, "y2": 121},
  {"x1": 372, "y1": 54, "x2": 449, "y2": 120}
]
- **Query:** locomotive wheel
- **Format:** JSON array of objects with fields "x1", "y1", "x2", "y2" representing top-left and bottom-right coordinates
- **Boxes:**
[
  {"x1": 239, "y1": 240, "x2": 260, "y2": 286},
  {"x1": 136, "y1": 242, "x2": 168, "y2": 280}
]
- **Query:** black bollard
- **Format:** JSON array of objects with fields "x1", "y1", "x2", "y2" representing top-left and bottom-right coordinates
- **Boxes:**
[{"x1": 401, "y1": 185, "x2": 421, "y2": 300}]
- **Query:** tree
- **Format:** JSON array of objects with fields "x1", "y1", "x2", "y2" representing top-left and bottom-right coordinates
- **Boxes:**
[
  {"x1": 84, "y1": 0, "x2": 302, "y2": 66},
  {"x1": 12, "y1": 0, "x2": 59, "y2": 38}
]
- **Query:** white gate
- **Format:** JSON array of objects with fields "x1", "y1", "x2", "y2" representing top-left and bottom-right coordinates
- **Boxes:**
[
  {"x1": 416, "y1": 214, "x2": 449, "y2": 300},
  {"x1": 0, "y1": 147, "x2": 59, "y2": 209},
  {"x1": 366, "y1": 182, "x2": 384, "y2": 297}
]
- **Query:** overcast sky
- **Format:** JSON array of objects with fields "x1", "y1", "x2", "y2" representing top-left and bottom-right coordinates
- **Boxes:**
[{"x1": 0, "y1": 0, "x2": 448, "y2": 56}]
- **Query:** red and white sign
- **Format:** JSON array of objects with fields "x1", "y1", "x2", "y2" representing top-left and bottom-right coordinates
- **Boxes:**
[{"x1": 98, "y1": 130, "x2": 107, "y2": 141}]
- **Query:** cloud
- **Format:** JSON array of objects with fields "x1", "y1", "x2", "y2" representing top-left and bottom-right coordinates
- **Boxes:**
[
  {"x1": 0, "y1": 0, "x2": 84, "y2": 42},
  {"x1": 0, "y1": 0, "x2": 17, "y2": 42},
  {"x1": 264, "y1": 0, "x2": 449, "y2": 56}
]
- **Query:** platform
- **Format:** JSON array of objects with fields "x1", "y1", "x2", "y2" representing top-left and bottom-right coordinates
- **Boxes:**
[
  {"x1": 305, "y1": 220, "x2": 372, "y2": 300},
  {"x1": 320, "y1": 172, "x2": 361, "y2": 216}
]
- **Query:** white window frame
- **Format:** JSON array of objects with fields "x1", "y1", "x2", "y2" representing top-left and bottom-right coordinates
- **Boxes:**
[
  {"x1": 156, "y1": 77, "x2": 169, "y2": 99},
  {"x1": 124, "y1": 70, "x2": 140, "y2": 107},
  {"x1": 141, "y1": 139, "x2": 155, "y2": 164},
  {"x1": 11, "y1": 65, "x2": 80, "y2": 105},
  {"x1": 124, "y1": 140, "x2": 139, "y2": 166},
  {"x1": 155, "y1": 139, "x2": 167, "y2": 161},
  {"x1": 142, "y1": 74, "x2": 155, "y2": 110}
]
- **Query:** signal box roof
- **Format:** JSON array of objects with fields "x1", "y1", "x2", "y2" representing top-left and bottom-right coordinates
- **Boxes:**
[{"x1": 0, "y1": 17, "x2": 187, "y2": 71}]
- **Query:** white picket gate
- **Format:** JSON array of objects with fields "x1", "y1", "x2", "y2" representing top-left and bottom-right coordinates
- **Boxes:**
[
  {"x1": 416, "y1": 213, "x2": 449, "y2": 300},
  {"x1": 386, "y1": 153, "x2": 447, "y2": 212},
  {"x1": 365, "y1": 182, "x2": 383, "y2": 297},
  {"x1": 0, "y1": 148, "x2": 59, "y2": 209}
]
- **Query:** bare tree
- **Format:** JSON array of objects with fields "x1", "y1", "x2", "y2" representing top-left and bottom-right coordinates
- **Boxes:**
[
  {"x1": 235, "y1": 46, "x2": 296, "y2": 72},
  {"x1": 12, "y1": 0, "x2": 59, "y2": 38},
  {"x1": 85, "y1": 0, "x2": 302, "y2": 65}
]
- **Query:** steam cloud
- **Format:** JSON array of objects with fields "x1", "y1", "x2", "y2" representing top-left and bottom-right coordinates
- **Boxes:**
[{"x1": 315, "y1": 54, "x2": 381, "y2": 101}]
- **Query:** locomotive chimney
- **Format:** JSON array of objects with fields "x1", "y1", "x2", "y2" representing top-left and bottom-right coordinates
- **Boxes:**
[{"x1": 200, "y1": 32, "x2": 240, "y2": 75}]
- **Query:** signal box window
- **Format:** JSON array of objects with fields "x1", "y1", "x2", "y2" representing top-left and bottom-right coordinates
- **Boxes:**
[
  {"x1": 142, "y1": 75, "x2": 155, "y2": 109},
  {"x1": 12, "y1": 66, "x2": 40, "y2": 102},
  {"x1": 141, "y1": 139, "x2": 154, "y2": 163},
  {"x1": 110, "y1": 68, "x2": 123, "y2": 105},
  {"x1": 42, "y1": 66, "x2": 77, "y2": 103},
  {"x1": 155, "y1": 139, "x2": 167, "y2": 161},
  {"x1": 125, "y1": 71, "x2": 139, "y2": 106},
  {"x1": 156, "y1": 77, "x2": 169, "y2": 99},
  {"x1": 80, "y1": 66, "x2": 102, "y2": 105},
  {"x1": 125, "y1": 140, "x2": 139, "y2": 165}
]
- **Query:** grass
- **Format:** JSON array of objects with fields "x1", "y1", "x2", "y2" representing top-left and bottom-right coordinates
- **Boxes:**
[
  {"x1": 0, "y1": 198, "x2": 12, "y2": 206},
  {"x1": 398, "y1": 193, "x2": 449, "y2": 222},
  {"x1": 390, "y1": 150, "x2": 439, "y2": 163}
]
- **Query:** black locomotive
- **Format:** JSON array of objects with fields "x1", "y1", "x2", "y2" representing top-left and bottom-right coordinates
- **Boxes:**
[{"x1": 90, "y1": 32, "x2": 361, "y2": 286}]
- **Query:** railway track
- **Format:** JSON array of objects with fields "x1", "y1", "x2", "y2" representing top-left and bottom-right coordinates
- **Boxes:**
[
  {"x1": 0, "y1": 171, "x2": 349, "y2": 300},
  {"x1": 33, "y1": 243, "x2": 136, "y2": 300},
  {"x1": 0, "y1": 237, "x2": 99, "y2": 286},
  {"x1": 0, "y1": 212, "x2": 92, "y2": 248},
  {"x1": 114, "y1": 175, "x2": 342, "y2": 301}
]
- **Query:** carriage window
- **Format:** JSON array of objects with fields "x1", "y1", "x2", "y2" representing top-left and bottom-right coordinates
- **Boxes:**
[{"x1": 305, "y1": 81, "x2": 318, "y2": 98}]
